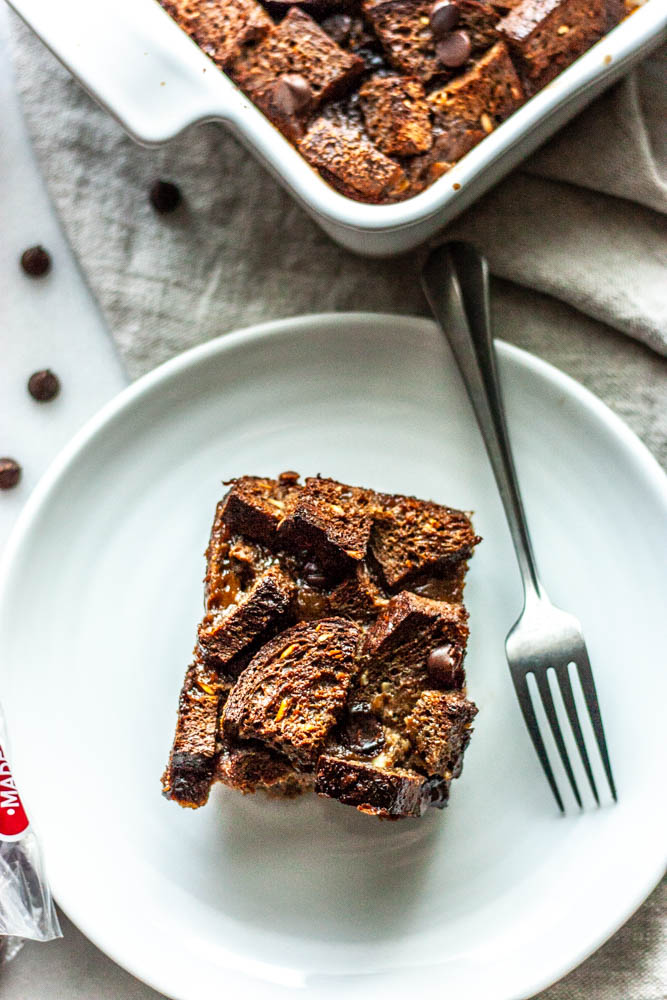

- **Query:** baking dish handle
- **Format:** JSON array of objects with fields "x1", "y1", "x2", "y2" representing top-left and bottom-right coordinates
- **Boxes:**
[{"x1": 7, "y1": 0, "x2": 240, "y2": 145}]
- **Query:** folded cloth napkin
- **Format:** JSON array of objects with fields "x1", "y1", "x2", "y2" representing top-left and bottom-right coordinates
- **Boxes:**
[{"x1": 8, "y1": 18, "x2": 667, "y2": 375}]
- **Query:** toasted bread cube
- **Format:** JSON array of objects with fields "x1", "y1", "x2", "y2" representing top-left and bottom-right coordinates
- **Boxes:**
[
  {"x1": 230, "y1": 8, "x2": 364, "y2": 126},
  {"x1": 278, "y1": 476, "x2": 377, "y2": 572},
  {"x1": 362, "y1": 0, "x2": 500, "y2": 81},
  {"x1": 363, "y1": 591, "x2": 469, "y2": 662},
  {"x1": 405, "y1": 125, "x2": 487, "y2": 191},
  {"x1": 160, "y1": 0, "x2": 273, "y2": 69},
  {"x1": 496, "y1": 0, "x2": 618, "y2": 91},
  {"x1": 370, "y1": 491, "x2": 480, "y2": 588},
  {"x1": 316, "y1": 755, "x2": 440, "y2": 817},
  {"x1": 359, "y1": 75, "x2": 433, "y2": 156},
  {"x1": 223, "y1": 618, "x2": 360, "y2": 766},
  {"x1": 298, "y1": 118, "x2": 409, "y2": 202},
  {"x1": 327, "y1": 562, "x2": 390, "y2": 623},
  {"x1": 220, "y1": 474, "x2": 301, "y2": 545},
  {"x1": 198, "y1": 565, "x2": 296, "y2": 672},
  {"x1": 405, "y1": 690, "x2": 477, "y2": 774},
  {"x1": 428, "y1": 42, "x2": 524, "y2": 133},
  {"x1": 360, "y1": 591, "x2": 469, "y2": 721},
  {"x1": 161, "y1": 663, "x2": 222, "y2": 807}
]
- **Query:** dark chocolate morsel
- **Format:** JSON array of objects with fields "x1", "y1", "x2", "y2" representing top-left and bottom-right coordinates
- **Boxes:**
[
  {"x1": 436, "y1": 29, "x2": 471, "y2": 68},
  {"x1": 272, "y1": 74, "x2": 314, "y2": 117},
  {"x1": 0, "y1": 458, "x2": 22, "y2": 491},
  {"x1": 427, "y1": 643, "x2": 465, "y2": 688},
  {"x1": 20, "y1": 245, "x2": 51, "y2": 277},
  {"x1": 342, "y1": 704, "x2": 385, "y2": 756},
  {"x1": 302, "y1": 559, "x2": 328, "y2": 588},
  {"x1": 149, "y1": 180, "x2": 182, "y2": 214},
  {"x1": 429, "y1": 0, "x2": 460, "y2": 37},
  {"x1": 28, "y1": 369, "x2": 60, "y2": 402}
]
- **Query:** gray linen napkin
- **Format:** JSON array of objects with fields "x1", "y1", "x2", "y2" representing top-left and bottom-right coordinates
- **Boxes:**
[{"x1": 8, "y1": 16, "x2": 667, "y2": 372}]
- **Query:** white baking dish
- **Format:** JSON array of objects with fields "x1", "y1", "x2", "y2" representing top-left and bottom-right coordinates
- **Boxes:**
[{"x1": 8, "y1": 0, "x2": 666, "y2": 256}]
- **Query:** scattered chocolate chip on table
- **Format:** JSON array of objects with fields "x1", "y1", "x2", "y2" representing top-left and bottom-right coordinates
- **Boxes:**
[
  {"x1": 0, "y1": 459, "x2": 22, "y2": 491},
  {"x1": 27, "y1": 369, "x2": 60, "y2": 402},
  {"x1": 20, "y1": 244, "x2": 51, "y2": 277},
  {"x1": 149, "y1": 179, "x2": 182, "y2": 213}
]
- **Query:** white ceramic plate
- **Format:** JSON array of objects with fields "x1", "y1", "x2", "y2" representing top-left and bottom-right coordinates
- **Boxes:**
[{"x1": 1, "y1": 314, "x2": 665, "y2": 1000}]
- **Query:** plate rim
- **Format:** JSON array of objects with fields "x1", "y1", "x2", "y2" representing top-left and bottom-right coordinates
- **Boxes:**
[{"x1": 1, "y1": 311, "x2": 666, "y2": 1000}]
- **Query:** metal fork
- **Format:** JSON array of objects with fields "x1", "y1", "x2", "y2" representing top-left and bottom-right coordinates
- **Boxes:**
[{"x1": 421, "y1": 241, "x2": 617, "y2": 812}]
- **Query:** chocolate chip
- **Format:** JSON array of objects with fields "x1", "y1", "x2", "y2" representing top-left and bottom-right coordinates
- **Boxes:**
[
  {"x1": 342, "y1": 704, "x2": 385, "y2": 756},
  {"x1": 436, "y1": 30, "x2": 471, "y2": 68},
  {"x1": 149, "y1": 180, "x2": 182, "y2": 214},
  {"x1": 427, "y1": 643, "x2": 465, "y2": 688},
  {"x1": 20, "y1": 245, "x2": 51, "y2": 277},
  {"x1": 429, "y1": 0, "x2": 460, "y2": 37},
  {"x1": 0, "y1": 458, "x2": 21, "y2": 491},
  {"x1": 302, "y1": 559, "x2": 327, "y2": 588},
  {"x1": 28, "y1": 369, "x2": 60, "y2": 402},
  {"x1": 272, "y1": 74, "x2": 314, "y2": 117}
]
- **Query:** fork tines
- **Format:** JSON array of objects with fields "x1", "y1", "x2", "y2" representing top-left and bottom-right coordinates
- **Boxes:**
[{"x1": 511, "y1": 649, "x2": 617, "y2": 812}]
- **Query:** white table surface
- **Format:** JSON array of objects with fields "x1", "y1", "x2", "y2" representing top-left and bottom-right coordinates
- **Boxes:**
[
  {"x1": 0, "y1": 4, "x2": 664, "y2": 997},
  {"x1": 0, "y1": 4, "x2": 126, "y2": 552}
]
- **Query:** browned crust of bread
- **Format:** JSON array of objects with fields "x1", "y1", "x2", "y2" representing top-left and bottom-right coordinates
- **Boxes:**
[
  {"x1": 405, "y1": 690, "x2": 478, "y2": 774},
  {"x1": 298, "y1": 118, "x2": 410, "y2": 202},
  {"x1": 370, "y1": 491, "x2": 481, "y2": 589},
  {"x1": 278, "y1": 476, "x2": 377, "y2": 571},
  {"x1": 159, "y1": 0, "x2": 272, "y2": 69},
  {"x1": 230, "y1": 8, "x2": 365, "y2": 111},
  {"x1": 223, "y1": 617, "x2": 361, "y2": 766},
  {"x1": 198, "y1": 565, "x2": 296, "y2": 672},
  {"x1": 496, "y1": 0, "x2": 613, "y2": 91},
  {"x1": 364, "y1": 590, "x2": 469, "y2": 666},
  {"x1": 362, "y1": 0, "x2": 500, "y2": 82},
  {"x1": 359, "y1": 76, "x2": 433, "y2": 156},
  {"x1": 315, "y1": 754, "x2": 439, "y2": 817},
  {"x1": 215, "y1": 737, "x2": 297, "y2": 793},
  {"x1": 220, "y1": 475, "x2": 301, "y2": 546},
  {"x1": 161, "y1": 663, "x2": 224, "y2": 807}
]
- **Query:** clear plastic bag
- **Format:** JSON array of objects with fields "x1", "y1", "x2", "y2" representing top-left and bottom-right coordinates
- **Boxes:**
[{"x1": 0, "y1": 705, "x2": 61, "y2": 962}]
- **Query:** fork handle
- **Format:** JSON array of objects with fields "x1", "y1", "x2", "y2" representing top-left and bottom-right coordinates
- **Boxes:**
[{"x1": 421, "y1": 242, "x2": 543, "y2": 605}]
